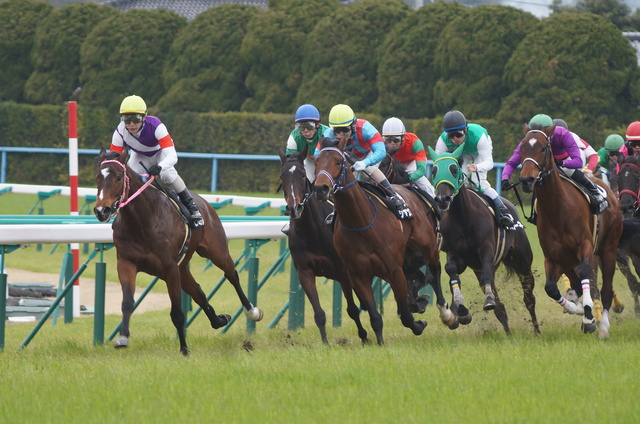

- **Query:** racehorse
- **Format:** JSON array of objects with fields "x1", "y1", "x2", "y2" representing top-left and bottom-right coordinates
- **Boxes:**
[
  {"x1": 314, "y1": 137, "x2": 455, "y2": 345},
  {"x1": 608, "y1": 155, "x2": 640, "y2": 314},
  {"x1": 278, "y1": 146, "x2": 368, "y2": 344},
  {"x1": 428, "y1": 145, "x2": 539, "y2": 334},
  {"x1": 94, "y1": 149, "x2": 263, "y2": 355},
  {"x1": 518, "y1": 129, "x2": 623, "y2": 339}
]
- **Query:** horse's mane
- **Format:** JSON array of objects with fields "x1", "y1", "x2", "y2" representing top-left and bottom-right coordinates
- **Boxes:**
[{"x1": 379, "y1": 154, "x2": 411, "y2": 185}]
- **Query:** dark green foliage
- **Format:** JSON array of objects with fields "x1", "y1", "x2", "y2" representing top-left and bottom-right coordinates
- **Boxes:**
[
  {"x1": 375, "y1": 2, "x2": 467, "y2": 119},
  {"x1": 0, "y1": 0, "x2": 53, "y2": 102},
  {"x1": 157, "y1": 4, "x2": 261, "y2": 113},
  {"x1": 24, "y1": 3, "x2": 117, "y2": 105},
  {"x1": 551, "y1": 0, "x2": 637, "y2": 30},
  {"x1": 78, "y1": 9, "x2": 186, "y2": 112},
  {"x1": 433, "y1": 5, "x2": 538, "y2": 119},
  {"x1": 499, "y1": 12, "x2": 639, "y2": 149},
  {"x1": 240, "y1": 0, "x2": 338, "y2": 113},
  {"x1": 297, "y1": 0, "x2": 411, "y2": 113}
]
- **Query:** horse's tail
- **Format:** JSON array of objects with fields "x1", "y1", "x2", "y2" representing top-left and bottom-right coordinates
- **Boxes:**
[{"x1": 619, "y1": 218, "x2": 640, "y2": 250}]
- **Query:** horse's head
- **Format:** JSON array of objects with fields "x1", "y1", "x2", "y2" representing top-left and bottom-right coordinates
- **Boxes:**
[
  {"x1": 278, "y1": 145, "x2": 311, "y2": 219},
  {"x1": 615, "y1": 155, "x2": 640, "y2": 218},
  {"x1": 314, "y1": 136, "x2": 349, "y2": 202},
  {"x1": 428, "y1": 145, "x2": 465, "y2": 211},
  {"x1": 378, "y1": 154, "x2": 410, "y2": 185},
  {"x1": 518, "y1": 130, "x2": 554, "y2": 193},
  {"x1": 94, "y1": 148, "x2": 129, "y2": 222}
]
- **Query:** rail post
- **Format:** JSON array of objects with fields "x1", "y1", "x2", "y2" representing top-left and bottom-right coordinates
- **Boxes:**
[
  {"x1": 93, "y1": 245, "x2": 106, "y2": 346},
  {"x1": 332, "y1": 280, "x2": 342, "y2": 327},
  {"x1": 0, "y1": 268, "x2": 6, "y2": 350},
  {"x1": 63, "y1": 251, "x2": 74, "y2": 324},
  {"x1": 287, "y1": 261, "x2": 305, "y2": 330},
  {"x1": 246, "y1": 256, "x2": 258, "y2": 334}
]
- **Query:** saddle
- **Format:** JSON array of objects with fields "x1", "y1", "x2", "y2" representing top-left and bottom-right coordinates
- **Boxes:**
[
  {"x1": 469, "y1": 189, "x2": 510, "y2": 227},
  {"x1": 559, "y1": 174, "x2": 607, "y2": 215},
  {"x1": 150, "y1": 179, "x2": 192, "y2": 226},
  {"x1": 358, "y1": 181, "x2": 441, "y2": 221}
]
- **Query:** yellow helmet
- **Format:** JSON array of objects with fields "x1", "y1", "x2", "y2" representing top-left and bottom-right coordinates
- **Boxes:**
[
  {"x1": 328, "y1": 104, "x2": 355, "y2": 127},
  {"x1": 119, "y1": 95, "x2": 147, "y2": 115}
]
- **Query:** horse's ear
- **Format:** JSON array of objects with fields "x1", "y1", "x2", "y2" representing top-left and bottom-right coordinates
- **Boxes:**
[
  {"x1": 522, "y1": 123, "x2": 530, "y2": 134},
  {"x1": 543, "y1": 126, "x2": 555, "y2": 138},
  {"x1": 119, "y1": 149, "x2": 129, "y2": 163},
  {"x1": 98, "y1": 147, "x2": 106, "y2": 161},
  {"x1": 278, "y1": 146, "x2": 286, "y2": 163},
  {"x1": 451, "y1": 143, "x2": 465, "y2": 160},
  {"x1": 319, "y1": 136, "x2": 334, "y2": 149},
  {"x1": 336, "y1": 136, "x2": 347, "y2": 151},
  {"x1": 427, "y1": 146, "x2": 439, "y2": 161},
  {"x1": 300, "y1": 144, "x2": 309, "y2": 160}
]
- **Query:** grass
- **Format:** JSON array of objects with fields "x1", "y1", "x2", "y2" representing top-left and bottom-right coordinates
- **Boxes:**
[{"x1": 2, "y1": 192, "x2": 640, "y2": 423}]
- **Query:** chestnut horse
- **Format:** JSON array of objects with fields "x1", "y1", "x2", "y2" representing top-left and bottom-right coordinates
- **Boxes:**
[
  {"x1": 278, "y1": 146, "x2": 368, "y2": 344},
  {"x1": 314, "y1": 137, "x2": 455, "y2": 345},
  {"x1": 94, "y1": 149, "x2": 263, "y2": 355},
  {"x1": 428, "y1": 145, "x2": 539, "y2": 334},
  {"x1": 518, "y1": 130, "x2": 622, "y2": 339}
]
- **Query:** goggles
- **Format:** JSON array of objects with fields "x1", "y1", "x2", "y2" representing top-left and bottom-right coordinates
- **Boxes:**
[
  {"x1": 121, "y1": 114, "x2": 144, "y2": 124},
  {"x1": 384, "y1": 136, "x2": 402, "y2": 144},
  {"x1": 629, "y1": 141, "x2": 640, "y2": 148},
  {"x1": 447, "y1": 130, "x2": 465, "y2": 139},
  {"x1": 333, "y1": 126, "x2": 352, "y2": 134},
  {"x1": 295, "y1": 121, "x2": 317, "y2": 131},
  {"x1": 607, "y1": 150, "x2": 619, "y2": 157}
]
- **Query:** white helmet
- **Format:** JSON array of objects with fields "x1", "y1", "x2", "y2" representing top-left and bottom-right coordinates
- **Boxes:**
[{"x1": 382, "y1": 117, "x2": 405, "y2": 136}]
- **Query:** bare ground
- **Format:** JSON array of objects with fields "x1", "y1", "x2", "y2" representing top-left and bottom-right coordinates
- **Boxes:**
[{"x1": 5, "y1": 267, "x2": 169, "y2": 315}]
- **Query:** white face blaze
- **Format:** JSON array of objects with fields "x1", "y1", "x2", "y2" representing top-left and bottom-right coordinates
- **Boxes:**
[
  {"x1": 98, "y1": 168, "x2": 110, "y2": 200},
  {"x1": 527, "y1": 137, "x2": 538, "y2": 148}
]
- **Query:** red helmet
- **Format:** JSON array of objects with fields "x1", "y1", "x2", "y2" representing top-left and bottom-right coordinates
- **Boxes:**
[{"x1": 626, "y1": 121, "x2": 640, "y2": 141}]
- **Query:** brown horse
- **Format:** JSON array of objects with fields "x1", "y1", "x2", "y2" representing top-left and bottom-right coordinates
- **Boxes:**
[
  {"x1": 278, "y1": 146, "x2": 368, "y2": 344},
  {"x1": 314, "y1": 137, "x2": 455, "y2": 345},
  {"x1": 429, "y1": 145, "x2": 539, "y2": 334},
  {"x1": 518, "y1": 130, "x2": 622, "y2": 339},
  {"x1": 94, "y1": 149, "x2": 263, "y2": 355}
]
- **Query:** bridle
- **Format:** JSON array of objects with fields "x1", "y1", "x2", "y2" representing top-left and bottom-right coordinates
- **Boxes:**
[
  {"x1": 99, "y1": 159, "x2": 155, "y2": 212},
  {"x1": 521, "y1": 130, "x2": 557, "y2": 185}
]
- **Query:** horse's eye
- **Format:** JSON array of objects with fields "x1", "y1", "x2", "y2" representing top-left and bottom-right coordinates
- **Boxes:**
[
  {"x1": 449, "y1": 164, "x2": 458, "y2": 177},
  {"x1": 431, "y1": 165, "x2": 438, "y2": 176},
  {"x1": 116, "y1": 175, "x2": 123, "y2": 182}
]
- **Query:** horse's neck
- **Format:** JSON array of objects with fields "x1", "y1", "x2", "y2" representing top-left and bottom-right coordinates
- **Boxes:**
[
  {"x1": 334, "y1": 178, "x2": 374, "y2": 227},
  {"x1": 452, "y1": 187, "x2": 482, "y2": 224},
  {"x1": 120, "y1": 169, "x2": 159, "y2": 224},
  {"x1": 534, "y1": 172, "x2": 571, "y2": 214}
]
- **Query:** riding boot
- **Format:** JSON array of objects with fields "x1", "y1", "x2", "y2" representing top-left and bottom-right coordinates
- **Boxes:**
[
  {"x1": 571, "y1": 170, "x2": 609, "y2": 214},
  {"x1": 178, "y1": 189, "x2": 205, "y2": 228},
  {"x1": 380, "y1": 179, "x2": 413, "y2": 220},
  {"x1": 492, "y1": 197, "x2": 516, "y2": 229}
]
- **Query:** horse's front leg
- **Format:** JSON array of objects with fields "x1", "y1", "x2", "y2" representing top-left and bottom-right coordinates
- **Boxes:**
[
  {"x1": 427, "y1": 261, "x2": 457, "y2": 330},
  {"x1": 115, "y1": 259, "x2": 137, "y2": 349},
  {"x1": 166, "y1": 265, "x2": 189, "y2": 355},
  {"x1": 545, "y1": 260, "x2": 584, "y2": 316},
  {"x1": 179, "y1": 266, "x2": 230, "y2": 330},
  {"x1": 349, "y1": 272, "x2": 383, "y2": 345},
  {"x1": 296, "y1": 268, "x2": 328, "y2": 344},
  {"x1": 445, "y1": 256, "x2": 471, "y2": 325},
  {"x1": 575, "y1": 255, "x2": 597, "y2": 334},
  {"x1": 597, "y1": 247, "x2": 618, "y2": 340},
  {"x1": 387, "y1": 266, "x2": 427, "y2": 337}
]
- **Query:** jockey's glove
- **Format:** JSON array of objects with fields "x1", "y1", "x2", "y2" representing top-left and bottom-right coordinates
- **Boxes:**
[
  {"x1": 554, "y1": 158, "x2": 564, "y2": 168},
  {"x1": 501, "y1": 179, "x2": 513, "y2": 191},
  {"x1": 148, "y1": 165, "x2": 162, "y2": 176},
  {"x1": 352, "y1": 161, "x2": 366, "y2": 172}
]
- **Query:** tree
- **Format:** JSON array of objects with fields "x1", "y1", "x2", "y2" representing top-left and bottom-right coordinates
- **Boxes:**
[
  {"x1": 156, "y1": 4, "x2": 261, "y2": 113},
  {"x1": 375, "y1": 2, "x2": 466, "y2": 119},
  {"x1": 79, "y1": 9, "x2": 186, "y2": 112},
  {"x1": 498, "y1": 13, "x2": 639, "y2": 149},
  {"x1": 0, "y1": 0, "x2": 52, "y2": 102},
  {"x1": 551, "y1": 0, "x2": 638, "y2": 30},
  {"x1": 432, "y1": 5, "x2": 538, "y2": 119},
  {"x1": 24, "y1": 3, "x2": 117, "y2": 105}
]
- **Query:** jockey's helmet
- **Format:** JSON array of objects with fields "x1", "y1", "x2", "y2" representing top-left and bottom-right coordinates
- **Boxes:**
[
  {"x1": 120, "y1": 95, "x2": 147, "y2": 115},
  {"x1": 442, "y1": 110, "x2": 466, "y2": 131},
  {"x1": 626, "y1": 121, "x2": 640, "y2": 141},
  {"x1": 294, "y1": 104, "x2": 320, "y2": 123},
  {"x1": 528, "y1": 114, "x2": 553, "y2": 130},
  {"x1": 328, "y1": 104, "x2": 356, "y2": 128},
  {"x1": 552, "y1": 118, "x2": 568, "y2": 130},
  {"x1": 382, "y1": 117, "x2": 405, "y2": 137},
  {"x1": 604, "y1": 134, "x2": 624, "y2": 152}
]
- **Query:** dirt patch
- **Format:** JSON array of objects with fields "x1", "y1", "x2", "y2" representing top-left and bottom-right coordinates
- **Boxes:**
[{"x1": 5, "y1": 268, "x2": 169, "y2": 315}]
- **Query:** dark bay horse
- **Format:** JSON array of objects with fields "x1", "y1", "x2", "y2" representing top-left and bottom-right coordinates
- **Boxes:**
[
  {"x1": 428, "y1": 145, "x2": 539, "y2": 334},
  {"x1": 94, "y1": 149, "x2": 263, "y2": 355},
  {"x1": 278, "y1": 146, "x2": 368, "y2": 344},
  {"x1": 518, "y1": 130, "x2": 622, "y2": 339},
  {"x1": 314, "y1": 137, "x2": 455, "y2": 345}
]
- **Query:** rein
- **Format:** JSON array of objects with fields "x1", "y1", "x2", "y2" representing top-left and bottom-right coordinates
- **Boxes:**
[{"x1": 100, "y1": 159, "x2": 155, "y2": 209}]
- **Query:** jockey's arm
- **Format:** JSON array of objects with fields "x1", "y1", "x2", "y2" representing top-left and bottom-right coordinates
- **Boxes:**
[
  {"x1": 110, "y1": 128, "x2": 125, "y2": 153},
  {"x1": 408, "y1": 140, "x2": 428, "y2": 181},
  {"x1": 364, "y1": 141, "x2": 386, "y2": 166},
  {"x1": 157, "y1": 145, "x2": 178, "y2": 170},
  {"x1": 285, "y1": 133, "x2": 298, "y2": 155},
  {"x1": 472, "y1": 134, "x2": 494, "y2": 173}
]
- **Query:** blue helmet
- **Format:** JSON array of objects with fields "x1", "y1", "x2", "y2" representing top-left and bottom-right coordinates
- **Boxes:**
[{"x1": 294, "y1": 104, "x2": 320, "y2": 123}]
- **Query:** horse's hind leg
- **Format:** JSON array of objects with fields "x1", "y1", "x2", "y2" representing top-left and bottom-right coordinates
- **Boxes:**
[
  {"x1": 388, "y1": 267, "x2": 427, "y2": 337},
  {"x1": 166, "y1": 267, "x2": 189, "y2": 355},
  {"x1": 115, "y1": 260, "x2": 137, "y2": 349},
  {"x1": 341, "y1": 284, "x2": 368, "y2": 344},
  {"x1": 180, "y1": 266, "x2": 230, "y2": 329},
  {"x1": 504, "y1": 244, "x2": 540, "y2": 334},
  {"x1": 445, "y1": 258, "x2": 471, "y2": 325}
]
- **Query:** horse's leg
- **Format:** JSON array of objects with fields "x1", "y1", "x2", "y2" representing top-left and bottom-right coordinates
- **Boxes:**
[
  {"x1": 350, "y1": 274, "x2": 384, "y2": 345},
  {"x1": 114, "y1": 259, "x2": 137, "y2": 349},
  {"x1": 427, "y1": 261, "x2": 456, "y2": 329},
  {"x1": 477, "y1": 252, "x2": 497, "y2": 312},
  {"x1": 179, "y1": 266, "x2": 230, "y2": 330},
  {"x1": 445, "y1": 257, "x2": 471, "y2": 325},
  {"x1": 543, "y1": 259, "x2": 584, "y2": 316},
  {"x1": 597, "y1": 247, "x2": 618, "y2": 340},
  {"x1": 626, "y1": 251, "x2": 640, "y2": 315},
  {"x1": 296, "y1": 268, "x2": 328, "y2": 344},
  {"x1": 490, "y1": 282, "x2": 510, "y2": 334},
  {"x1": 338, "y1": 279, "x2": 369, "y2": 344},
  {"x1": 504, "y1": 244, "x2": 540, "y2": 334},
  {"x1": 388, "y1": 266, "x2": 427, "y2": 337},
  {"x1": 165, "y1": 265, "x2": 189, "y2": 355},
  {"x1": 575, "y1": 254, "x2": 597, "y2": 334}
]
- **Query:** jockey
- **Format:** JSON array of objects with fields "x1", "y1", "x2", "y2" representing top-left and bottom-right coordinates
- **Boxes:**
[
  {"x1": 553, "y1": 118, "x2": 598, "y2": 176},
  {"x1": 435, "y1": 110, "x2": 515, "y2": 228},
  {"x1": 108, "y1": 95, "x2": 204, "y2": 228},
  {"x1": 501, "y1": 113, "x2": 609, "y2": 215},
  {"x1": 595, "y1": 134, "x2": 624, "y2": 185},
  {"x1": 381, "y1": 117, "x2": 435, "y2": 197},
  {"x1": 317, "y1": 104, "x2": 412, "y2": 219},
  {"x1": 285, "y1": 104, "x2": 330, "y2": 182},
  {"x1": 619, "y1": 121, "x2": 640, "y2": 158}
]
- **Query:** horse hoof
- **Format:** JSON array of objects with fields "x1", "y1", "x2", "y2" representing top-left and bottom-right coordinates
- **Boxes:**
[
  {"x1": 581, "y1": 318, "x2": 596, "y2": 334},
  {"x1": 244, "y1": 306, "x2": 264, "y2": 322},
  {"x1": 458, "y1": 314, "x2": 472, "y2": 326},
  {"x1": 413, "y1": 320, "x2": 427, "y2": 335},
  {"x1": 483, "y1": 294, "x2": 496, "y2": 311},
  {"x1": 448, "y1": 317, "x2": 460, "y2": 330},
  {"x1": 114, "y1": 335, "x2": 129, "y2": 349},
  {"x1": 180, "y1": 347, "x2": 190, "y2": 356}
]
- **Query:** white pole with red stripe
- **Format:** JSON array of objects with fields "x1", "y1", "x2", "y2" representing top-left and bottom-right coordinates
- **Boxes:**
[{"x1": 68, "y1": 101, "x2": 80, "y2": 317}]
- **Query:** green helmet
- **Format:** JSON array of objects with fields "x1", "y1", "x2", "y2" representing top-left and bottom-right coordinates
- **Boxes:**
[
  {"x1": 528, "y1": 114, "x2": 553, "y2": 130},
  {"x1": 604, "y1": 134, "x2": 624, "y2": 151}
]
